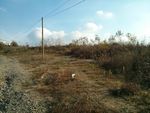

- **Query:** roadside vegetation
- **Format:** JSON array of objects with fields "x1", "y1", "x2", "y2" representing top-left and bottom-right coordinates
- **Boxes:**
[{"x1": 0, "y1": 31, "x2": 150, "y2": 113}]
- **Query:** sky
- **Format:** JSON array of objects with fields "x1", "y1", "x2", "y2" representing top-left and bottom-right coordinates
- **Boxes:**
[{"x1": 0, "y1": 0, "x2": 150, "y2": 45}]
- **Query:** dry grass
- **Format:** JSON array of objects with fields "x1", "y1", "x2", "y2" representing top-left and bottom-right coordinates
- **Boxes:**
[{"x1": 6, "y1": 49, "x2": 149, "y2": 113}]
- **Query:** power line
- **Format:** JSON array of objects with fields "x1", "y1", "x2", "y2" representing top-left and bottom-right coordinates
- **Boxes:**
[
  {"x1": 12, "y1": 0, "x2": 73, "y2": 39},
  {"x1": 45, "y1": 0, "x2": 85, "y2": 18},
  {"x1": 19, "y1": 0, "x2": 85, "y2": 36},
  {"x1": 43, "y1": 0, "x2": 72, "y2": 18},
  {"x1": 12, "y1": 0, "x2": 86, "y2": 43}
]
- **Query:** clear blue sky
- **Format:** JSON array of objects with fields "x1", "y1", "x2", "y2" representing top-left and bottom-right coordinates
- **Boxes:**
[{"x1": 0, "y1": 0, "x2": 150, "y2": 44}]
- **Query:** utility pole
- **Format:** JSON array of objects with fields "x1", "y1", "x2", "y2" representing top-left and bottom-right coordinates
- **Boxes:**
[{"x1": 41, "y1": 17, "x2": 44, "y2": 59}]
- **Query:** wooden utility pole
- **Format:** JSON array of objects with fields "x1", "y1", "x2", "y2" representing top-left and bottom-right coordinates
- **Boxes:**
[{"x1": 41, "y1": 17, "x2": 44, "y2": 59}]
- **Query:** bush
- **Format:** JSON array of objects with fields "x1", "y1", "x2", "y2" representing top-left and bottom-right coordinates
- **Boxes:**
[
  {"x1": 3, "y1": 47, "x2": 12, "y2": 54},
  {"x1": 101, "y1": 51, "x2": 134, "y2": 74},
  {"x1": 126, "y1": 48, "x2": 150, "y2": 88},
  {"x1": 0, "y1": 42, "x2": 6, "y2": 50},
  {"x1": 10, "y1": 41, "x2": 18, "y2": 47},
  {"x1": 65, "y1": 42, "x2": 150, "y2": 89},
  {"x1": 109, "y1": 83, "x2": 140, "y2": 97}
]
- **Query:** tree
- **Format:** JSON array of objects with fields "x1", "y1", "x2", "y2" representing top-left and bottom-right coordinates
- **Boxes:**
[
  {"x1": 116, "y1": 30, "x2": 123, "y2": 36},
  {"x1": 115, "y1": 30, "x2": 123, "y2": 43},
  {"x1": 72, "y1": 37, "x2": 89, "y2": 45},
  {"x1": 95, "y1": 35, "x2": 100, "y2": 44},
  {"x1": 10, "y1": 41, "x2": 18, "y2": 47},
  {"x1": 126, "y1": 33, "x2": 137, "y2": 45},
  {"x1": 108, "y1": 35, "x2": 116, "y2": 43},
  {"x1": 0, "y1": 42, "x2": 6, "y2": 49}
]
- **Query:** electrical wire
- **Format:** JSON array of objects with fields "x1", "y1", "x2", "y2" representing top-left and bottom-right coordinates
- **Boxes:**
[
  {"x1": 12, "y1": 0, "x2": 86, "y2": 42},
  {"x1": 45, "y1": 0, "x2": 85, "y2": 18},
  {"x1": 12, "y1": 0, "x2": 72, "y2": 39},
  {"x1": 43, "y1": 0, "x2": 72, "y2": 18}
]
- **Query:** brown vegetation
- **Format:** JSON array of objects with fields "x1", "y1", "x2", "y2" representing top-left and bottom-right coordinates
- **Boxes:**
[{"x1": 0, "y1": 35, "x2": 150, "y2": 113}]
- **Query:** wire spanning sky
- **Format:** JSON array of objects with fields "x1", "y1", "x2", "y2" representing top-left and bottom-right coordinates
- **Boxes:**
[{"x1": 0, "y1": 0, "x2": 150, "y2": 45}]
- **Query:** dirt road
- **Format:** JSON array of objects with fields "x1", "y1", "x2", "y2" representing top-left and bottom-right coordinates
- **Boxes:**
[{"x1": 0, "y1": 55, "x2": 47, "y2": 113}]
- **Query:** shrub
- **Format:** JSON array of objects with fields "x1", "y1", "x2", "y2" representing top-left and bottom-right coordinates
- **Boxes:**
[
  {"x1": 0, "y1": 42, "x2": 6, "y2": 50},
  {"x1": 60, "y1": 41, "x2": 150, "y2": 88},
  {"x1": 126, "y1": 48, "x2": 150, "y2": 88},
  {"x1": 3, "y1": 47, "x2": 12, "y2": 54},
  {"x1": 10, "y1": 41, "x2": 18, "y2": 47},
  {"x1": 42, "y1": 72, "x2": 58, "y2": 85},
  {"x1": 109, "y1": 83, "x2": 140, "y2": 97}
]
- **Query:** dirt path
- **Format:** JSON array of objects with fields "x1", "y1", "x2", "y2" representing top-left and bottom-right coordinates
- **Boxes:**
[{"x1": 0, "y1": 55, "x2": 47, "y2": 113}]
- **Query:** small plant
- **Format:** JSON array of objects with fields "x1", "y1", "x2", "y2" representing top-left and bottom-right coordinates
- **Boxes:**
[
  {"x1": 41, "y1": 72, "x2": 58, "y2": 85},
  {"x1": 109, "y1": 83, "x2": 140, "y2": 97}
]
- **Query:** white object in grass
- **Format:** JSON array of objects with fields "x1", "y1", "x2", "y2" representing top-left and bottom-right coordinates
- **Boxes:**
[
  {"x1": 41, "y1": 75, "x2": 45, "y2": 79},
  {"x1": 71, "y1": 74, "x2": 76, "y2": 79}
]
